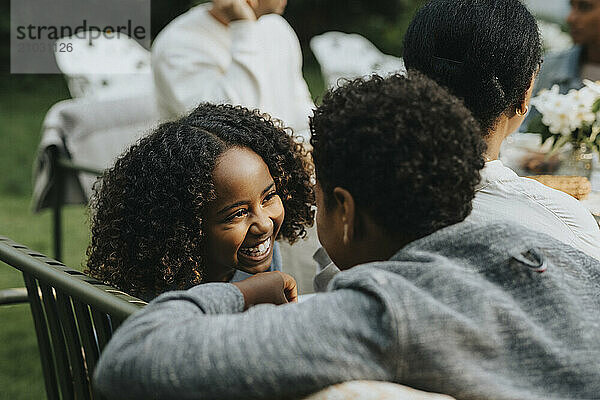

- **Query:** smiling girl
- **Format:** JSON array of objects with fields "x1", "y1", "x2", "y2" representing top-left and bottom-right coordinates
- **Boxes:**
[{"x1": 85, "y1": 103, "x2": 314, "y2": 300}]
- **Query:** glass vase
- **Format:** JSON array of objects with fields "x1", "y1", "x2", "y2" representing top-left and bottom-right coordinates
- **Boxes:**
[{"x1": 557, "y1": 142, "x2": 594, "y2": 179}]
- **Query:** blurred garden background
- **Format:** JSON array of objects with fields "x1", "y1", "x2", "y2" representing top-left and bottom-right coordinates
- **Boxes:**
[{"x1": 0, "y1": 0, "x2": 426, "y2": 398}]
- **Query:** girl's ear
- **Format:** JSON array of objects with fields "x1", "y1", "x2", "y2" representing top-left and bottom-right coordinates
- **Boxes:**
[{"x1": 332, "y1": 187, "x2": 356, "y2": 244}]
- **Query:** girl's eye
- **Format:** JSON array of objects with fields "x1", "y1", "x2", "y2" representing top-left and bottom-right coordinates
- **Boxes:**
[
  {"x1": 264, "y1": 191, "x2": 279, "y2": 203},
  {"x1": 227, "y1": 209, "x2": 248, "y2": 221}
]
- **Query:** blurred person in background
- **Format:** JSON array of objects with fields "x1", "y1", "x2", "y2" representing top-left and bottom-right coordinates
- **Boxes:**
[
  {"x1": 535, "y1": 0, "x2": 600, "y2": 92},
  {"x1": 151, "y1": 0, "x2": 314, "y2": 140}
]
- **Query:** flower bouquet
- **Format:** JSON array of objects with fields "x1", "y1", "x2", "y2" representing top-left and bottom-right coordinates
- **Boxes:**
[{"x1": 527, "y1": 80, "x2": 600, "y2": 177}]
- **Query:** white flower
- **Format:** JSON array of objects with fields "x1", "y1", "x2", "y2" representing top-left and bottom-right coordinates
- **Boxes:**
[
  {"x1": 572, "y1": 86, "x2": 598, "y2": 109},
  {"x1": 531, "y1": 83, "x2": 600, "y2": 136},
  {"x1": 538, "y1": 20, "x2": 573, "y2": 53},
  {"x1": 531, "y1": 85, "x2": 560, "y2": 112},
  {"x1": 583, "y1": 79, "x2": 600, "y2": 96}
]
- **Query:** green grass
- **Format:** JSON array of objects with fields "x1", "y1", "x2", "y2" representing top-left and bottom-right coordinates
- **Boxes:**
[
  {"x1": 0, "y1": 200, "x2": 91, "y2": 400},
  {"x1": 303, "y1": 60, "x2": 326, "y2": 104},
  {"x1": 0, "y1": 74, "x2": 89, "y2": 400},
  {"x1": 0, "y1": 75, "x2": 71, "y2": 196}
]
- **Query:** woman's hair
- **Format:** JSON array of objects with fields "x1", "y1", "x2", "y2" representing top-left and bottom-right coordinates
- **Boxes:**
[
  {"x1": 86, "y1": 103, "x2": 314, "y2": 299},
  {"x1": 403, "y1": 0, "x2": 542, "y2": 134},
  {"x1": 310, "y1": 71, "x2": 485, "y2": 239}
]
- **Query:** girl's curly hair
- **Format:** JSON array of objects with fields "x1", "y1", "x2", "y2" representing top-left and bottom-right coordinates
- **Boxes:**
[{"x1": 86, "y1": 103, "x2": 315, "y2": 300}]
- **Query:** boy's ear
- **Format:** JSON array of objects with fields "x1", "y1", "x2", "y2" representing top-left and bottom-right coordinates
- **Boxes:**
[{"x1": 333, "y1": 187, "x2": 356, "y2": 242}]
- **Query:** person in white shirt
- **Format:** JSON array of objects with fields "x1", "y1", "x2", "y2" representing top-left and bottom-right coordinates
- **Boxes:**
[
  {"x1": 152, "y1": 0, "x2": 314, "y2": 141},
  {"x1": 402, "y1": 0, "x2": 600, "y2": 260}
]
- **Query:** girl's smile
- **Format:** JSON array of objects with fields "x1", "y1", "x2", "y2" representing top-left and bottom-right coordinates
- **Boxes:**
[{"x1": 238, "y1": 236, "x2": 273, "y2": 262}]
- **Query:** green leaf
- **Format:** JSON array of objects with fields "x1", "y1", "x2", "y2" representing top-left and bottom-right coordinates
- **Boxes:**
[
  {"x1": 592, "y1": 98, "x2": 600, "y2": 113},
  {"x1": 526, "y1": 113, "x2": 546, "y2": 134},
  {"x1": 540, "y1": 129, "x2": 556, "y2": 146},
  {"x1": 525, "y1": 113, "x2": 558, "y2": 145},
  {"x1": 590, "y1": 124, "x2": 600, "y2": 143}
]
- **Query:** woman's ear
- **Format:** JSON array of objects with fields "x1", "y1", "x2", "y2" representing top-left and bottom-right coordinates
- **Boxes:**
[
  {"x1": 332, "y1": 187, "x2": 356, "y2": 245},
  {"x1": 518, "y1": 73, "x2": 537, "y2": 114}
]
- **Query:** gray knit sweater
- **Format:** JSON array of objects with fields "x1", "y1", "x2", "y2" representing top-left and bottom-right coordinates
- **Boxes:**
[{"x1": 94, "y1": 222, "x2": 600, "y2": 399}]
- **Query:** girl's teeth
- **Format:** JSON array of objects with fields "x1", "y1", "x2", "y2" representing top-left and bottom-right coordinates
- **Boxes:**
[{"x1": 240, "y1": 238, "x2": 270, "y2": 256}]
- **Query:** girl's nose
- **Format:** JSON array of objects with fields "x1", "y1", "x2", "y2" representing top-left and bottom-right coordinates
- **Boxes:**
[{"x1": 249, "y1": 209, "x2": 273, "y2": 236}]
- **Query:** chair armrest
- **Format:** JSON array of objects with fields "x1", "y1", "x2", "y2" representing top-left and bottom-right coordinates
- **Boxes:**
[
  {"x1": 56, "y1": 157, "x2": 104, "y2": 176},
  {"x1": 0, "y1": 287, "x2": 29, "y2": 305}
]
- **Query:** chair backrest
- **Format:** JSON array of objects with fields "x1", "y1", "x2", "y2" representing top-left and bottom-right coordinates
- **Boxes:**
[
  {"x1": 309, "y1": 31, "x2": 406, "y2": 89},
  {"x1": 32, "y1": 93, "x2": 160, "y2": 213},
  {"x1": 0, "y1": 236, "x2": 146, "y2": 400},
  {"x1": 54, "y1": 32, "x2": 153, "y2": 100}
]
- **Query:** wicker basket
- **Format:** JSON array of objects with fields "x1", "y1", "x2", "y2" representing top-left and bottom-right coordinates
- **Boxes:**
[{"x1": 526, "y1": 175, "x2": 591, "y2": 200}]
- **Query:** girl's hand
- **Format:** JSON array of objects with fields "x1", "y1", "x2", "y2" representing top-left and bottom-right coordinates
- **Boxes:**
[{"x1": 233, "y1": 271, "x2": 298, "y2": 309}]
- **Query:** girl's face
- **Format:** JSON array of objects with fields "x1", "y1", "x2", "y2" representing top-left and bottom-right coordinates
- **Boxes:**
[{"x1": 204, "y1": 147, "x2": 284, "y2": 281}]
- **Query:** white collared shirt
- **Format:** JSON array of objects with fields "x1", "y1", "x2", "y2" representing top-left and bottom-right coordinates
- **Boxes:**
[
  {"x1": 312, "y1": 247, "x2": 340, "y2": 292},
  {"x1": 468, "y1": 160, "x2": 600, "y2": 260}
]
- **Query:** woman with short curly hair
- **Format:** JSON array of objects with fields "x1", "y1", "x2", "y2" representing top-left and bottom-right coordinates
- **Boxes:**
[{"x1": 86, "y1": 103, "x2": 314, "y2": 300}]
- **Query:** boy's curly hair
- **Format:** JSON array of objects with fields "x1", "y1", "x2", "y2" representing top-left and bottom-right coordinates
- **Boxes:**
[
  {"x1": 310, "y1": 71, "x2": 485, "y2": 240},
  {"x1": 86, "y1": 103, "x2": 314, "y2": 300}
]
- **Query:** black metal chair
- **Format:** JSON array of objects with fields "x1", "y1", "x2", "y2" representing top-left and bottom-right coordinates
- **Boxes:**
[
  {"x1": 0, "y1": 235, "x2": 146, "y2": 399},
  {"x1": 51, "y1": 150, "x2": 104, "y2": 262}
]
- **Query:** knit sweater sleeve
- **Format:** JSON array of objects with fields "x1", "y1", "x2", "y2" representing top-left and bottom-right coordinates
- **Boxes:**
[{"x1": 93, "y1": 282, "x2": 398, "y2": 400}]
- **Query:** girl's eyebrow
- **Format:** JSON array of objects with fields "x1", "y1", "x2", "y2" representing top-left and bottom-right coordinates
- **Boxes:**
[
  {"x1": 217, "y1": 182, "x2": 276, "y2": 215},
  {"x1": 261, "y1": 182, "x2": 276, "y2": 196},
  {"x1": 218, "y1": 201, "x2": 248, "y2": 215}
]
